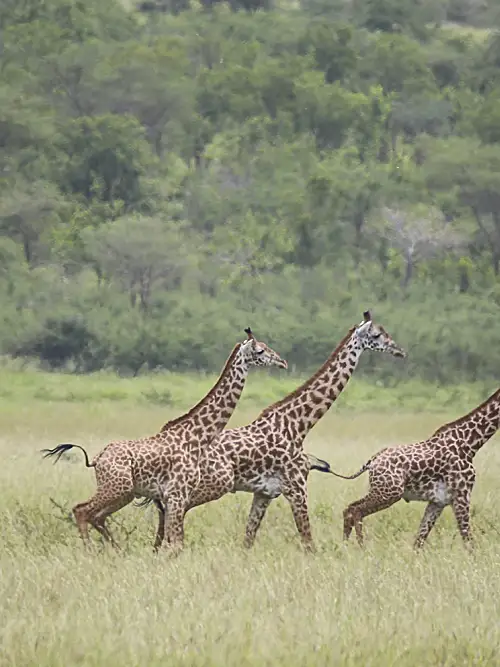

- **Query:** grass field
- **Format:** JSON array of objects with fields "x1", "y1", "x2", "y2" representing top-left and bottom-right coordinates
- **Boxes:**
[{"x1": 1, "y1": 367, "x2": 500, "y2": 666}]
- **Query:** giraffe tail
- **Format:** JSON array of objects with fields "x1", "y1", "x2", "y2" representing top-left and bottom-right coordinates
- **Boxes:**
[
  {"x1": 329, "y1": 448, "x2": 388, "y2": 480},
  {"x1": 41, "y1": 443, "x2": 95, "y2": 468},
  {"x1": 134, "y1": 497, "x2": 154, "y2": 508},
  {"x1": 307, "y1": 453, "x2": 333, "y2": 473}
]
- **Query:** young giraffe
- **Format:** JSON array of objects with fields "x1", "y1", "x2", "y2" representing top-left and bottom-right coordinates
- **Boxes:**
[
  {"x1": 335, "y1": 387, "x2": 500, "y2": 548},
  {"x1": 152, "y1": 311, "x2": 406, "y2": 552},
  {"x1": 42, "y1": 329, "x2": 287, "y2": 554}
]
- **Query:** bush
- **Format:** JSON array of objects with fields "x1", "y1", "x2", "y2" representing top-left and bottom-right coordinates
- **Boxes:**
[{"x1": 12, "y1": 315, "x2": 103, "y2": 372}]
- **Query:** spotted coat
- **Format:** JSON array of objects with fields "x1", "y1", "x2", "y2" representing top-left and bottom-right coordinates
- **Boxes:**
[
  {"x1": 153, "y1": 312, "x2": 406, "y2": 552},
  {"x1": 339, "y1": 388, "x2": 500, "y2": 547},
  {"x1": 42, "y1": 331, "x2": 287, "y2": 554}
]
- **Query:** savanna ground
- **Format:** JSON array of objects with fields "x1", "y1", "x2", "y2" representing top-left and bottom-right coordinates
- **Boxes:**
[{"x1": 1, "y1": 366, "x2": 500, "y2": 666}]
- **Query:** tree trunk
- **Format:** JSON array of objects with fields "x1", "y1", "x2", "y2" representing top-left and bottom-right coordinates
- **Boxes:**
[
  {"x1": 402, "y1": 251, "x2": 413, "y2": 288},
  {"x1": 493, "y1": 252, "x2": 500, "y2": 276}
]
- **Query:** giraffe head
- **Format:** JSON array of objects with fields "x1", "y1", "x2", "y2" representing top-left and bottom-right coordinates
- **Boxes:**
[
  {"x1": 241, "y1": 328, "x2": 288, "y2": 369},
  {"x1": 354, "y1": 311, "x2": 406, "y2": 358}
]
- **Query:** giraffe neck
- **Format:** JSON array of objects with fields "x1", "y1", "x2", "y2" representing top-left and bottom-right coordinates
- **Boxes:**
[
  {"x1": 160, "y1": 344, "x2": 249, "y2": 448},
  {"x1": 435, "y1": 388, "x2": 500, "y2": 458},
  {"x1": 255, "y1": 328, "x2": 362, "y2": 440}
]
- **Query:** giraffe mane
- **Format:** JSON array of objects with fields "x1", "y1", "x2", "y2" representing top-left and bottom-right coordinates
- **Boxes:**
[
  {"x1": 432, "y1": 387, "x2": 500, "y2": 436},
  {"x1": 257, "y1": 326, "x2": 356, "y2": 418},
  {"x1": 160, "y1": 343, "x2": 242, "y2": 431}
]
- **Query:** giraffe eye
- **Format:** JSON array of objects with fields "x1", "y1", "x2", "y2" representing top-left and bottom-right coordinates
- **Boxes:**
[
  {"x1": 256, "y1": 349, "x2": 265, "y2": 355},
  {"x1": 372, "y1": 332, "x2": 382, "y2": 339}
]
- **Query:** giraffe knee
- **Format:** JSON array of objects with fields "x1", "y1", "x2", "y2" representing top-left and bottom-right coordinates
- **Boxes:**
[
  {"x1": 73, "y1": 503, "x2": 88, "y2": 521},
  {"x1": 343, "y1": 506, "x2": 356, "y2": 523}
]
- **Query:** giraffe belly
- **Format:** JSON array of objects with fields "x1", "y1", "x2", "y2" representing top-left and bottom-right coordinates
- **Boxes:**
[
  {"x1": 234, "y1": 473, "x2": 283, "y2": 498},
  {"x1": 403, "y1": 480, "x2": 452, "y2": 505}
]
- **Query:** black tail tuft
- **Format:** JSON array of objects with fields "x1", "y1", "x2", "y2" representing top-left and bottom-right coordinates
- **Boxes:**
[
  {"x1": 40, "y1": 443, "x2": 94, "y2": 467},
  {"x1": 41, "y1": 444, "x2": 76, "y2": 464},
  {"x1": 134, "y1": 497, "x2": 154, "y2": 508},
  {"x1": 307, "y1": 453, "x2": 332, "y2": 474}
]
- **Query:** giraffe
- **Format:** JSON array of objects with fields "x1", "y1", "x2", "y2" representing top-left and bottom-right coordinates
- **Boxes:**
[
  {"x1": 41, "y1": 329, "x2": 287, "y2": 554},
  {"x1": 335, "y1": 387, "x2": 500, "y2": 548},
  {"x1": 151, "y1": 311, "x2": 406, "y2": 552}
]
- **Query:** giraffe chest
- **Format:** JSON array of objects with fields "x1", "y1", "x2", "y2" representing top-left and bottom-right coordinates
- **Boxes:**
[{"x1": 402, "y1": 479, "x2": 452, "y2": 506}]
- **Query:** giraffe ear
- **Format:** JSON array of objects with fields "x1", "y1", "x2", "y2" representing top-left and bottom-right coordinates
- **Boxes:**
[{"x1": 356, "y1": 320, "x2": 372, "y2": 337}]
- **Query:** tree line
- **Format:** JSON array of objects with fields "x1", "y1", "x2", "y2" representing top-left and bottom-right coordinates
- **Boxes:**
[{"x1": 1, "y1": 0, "x2": 500, "y2": 382}]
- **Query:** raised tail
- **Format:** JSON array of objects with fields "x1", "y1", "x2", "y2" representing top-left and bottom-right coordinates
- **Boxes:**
[
  {"x1": 41, "y1": 443, "x2": 95, "y2": 467},
  {"x1": 328, "y1": 448, "x2": 388, "y2": 480}
]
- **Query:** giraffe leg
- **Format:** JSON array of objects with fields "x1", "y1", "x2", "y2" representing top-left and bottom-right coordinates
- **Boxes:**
[
  {"x1": 153, "y1": 499, "x2": 167, "y2": 551},
  {"x1": 282, "y1": 480, "x2": 315, "y2": 553},
  {"x1": 244, "y1": 493, "x2": 272, "y2": 548},
  {"x1": 73, "y1": 501, "x2": 92, "y2": 546},
  {"x1": 92, "y1": 493, "x2": 135, "y2": 549},
  {"x1": 73, "y1": 492, "x2": 134, "y2": 549},
  {"x1": 451, "y1": 492, "x2": 473, "y2": 547},
  {"x1": 343, "y1": 491, "x2": 402, "y2": 546},
  {"x1": 91, "y1": 520, "x2": 120, "y2": 549},
  {"x1": 414, "y1": 502, "x2": 444, "y2": 549},
  {"x1": 162, "y1": 493, "x2": 187, "y2": 556}
]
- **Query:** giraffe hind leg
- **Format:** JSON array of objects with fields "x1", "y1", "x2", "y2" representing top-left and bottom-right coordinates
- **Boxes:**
[
  {"x1": 153, "y1": 499, "x2": 166, "y2": 551},
  {"x1": 282, "y1": 479, "x2": 315, "y2": 553},
  {"x1": 162, "y1": 492, "x2": 187, "y2": 556},
  {"x1": 73, "y1": 492, "x2": 134, "y2": 549},
  {"x1": 73, "y1": 501, "x2": 92, "y2": 546},
  {"x1": 343, "y1": 490, "x2": 402, "y2": 546},
  {"x1": 414, "y1": 502, "x2": 444, "y2": 549},
  {"x1": 244, "y1": 493, "x2": 272, "y2": 549}
]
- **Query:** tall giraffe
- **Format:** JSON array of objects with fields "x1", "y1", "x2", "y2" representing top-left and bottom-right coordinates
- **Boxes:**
[
  {"x1": 42, "y1": 329, "x2": 287, "y2": 554},
  {"x1": 152, "y1": 311, "x2": 406, "y2": 552},
  {"x1": 335, "y1": 387, "x2": 500, "y2": 548}
]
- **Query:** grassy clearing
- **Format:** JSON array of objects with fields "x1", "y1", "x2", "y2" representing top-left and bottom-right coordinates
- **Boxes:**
[
  {"x1": 1, "y1": 371, "x2": 500, "y2": 666},
  {"x1": 0, "y1": 360, "x2": 496, "y2": 414}
]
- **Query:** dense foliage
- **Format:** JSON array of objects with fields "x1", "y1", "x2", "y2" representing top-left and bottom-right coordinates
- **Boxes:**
[{"x1": 2, "y1": 0, "x2": 500, "y2": 381}]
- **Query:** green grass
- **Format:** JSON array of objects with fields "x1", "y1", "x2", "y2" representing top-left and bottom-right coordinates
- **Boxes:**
[
  {"x1": 0, "y1": 361, "x2": 496, "y2": 414},
  {"x1": 1, "y1": 370, "x2": 500, "y2": 666}
]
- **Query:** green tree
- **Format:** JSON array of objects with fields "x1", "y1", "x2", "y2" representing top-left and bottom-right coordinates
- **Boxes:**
[
  {"x1": 423, "y1": 137, "x2": 500, "y2": 274},
  {"x1": 362, "y1": 33, "x2": 437, "y2": 95},
  {"x1": 82, "y1": 215, "x2": 191, "y2": 311},
  {"x1": 0, "y1": 179, "x2": 67, "y2": 264},
  {"x1": 58, "y1": 114, "x2": 157, "y2": 209}
]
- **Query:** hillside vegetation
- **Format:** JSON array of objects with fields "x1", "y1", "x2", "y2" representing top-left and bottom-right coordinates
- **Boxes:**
[{"x1": 2, "y1": 0, "x2": 500, "y2": 382}]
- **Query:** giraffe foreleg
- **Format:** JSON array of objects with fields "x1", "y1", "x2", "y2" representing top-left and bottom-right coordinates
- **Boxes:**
[
  {"x1": 414, "y1": 502, "x2": 444, "y2": 549},
  {"x1": 244, "y1": 493, "x2": 272, "y2": 548},
  {"x1": 451, "y1": 491, "x2": 473, "y2": 547}
]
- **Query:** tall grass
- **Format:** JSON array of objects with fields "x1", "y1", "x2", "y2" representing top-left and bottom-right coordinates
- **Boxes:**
[{"x1": 1, "y1": 371, "x2": 500, "y2": 666}]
